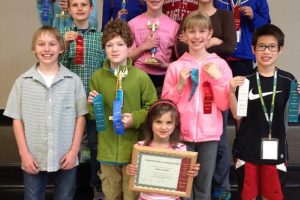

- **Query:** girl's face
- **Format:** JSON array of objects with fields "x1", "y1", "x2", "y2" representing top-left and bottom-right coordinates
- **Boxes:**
[
  {"x1": 183, "y1": 26, "x2": 213, "y2": 54},
  {"x1": 152, "y1": 111, "x2": 176, "y2": 143},
  {"x1": 33, "y1": 32, "x2": 63, "y2": 66}
]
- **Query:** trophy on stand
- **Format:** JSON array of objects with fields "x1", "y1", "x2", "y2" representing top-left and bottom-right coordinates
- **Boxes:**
[
  {"x1": 144, "y1": 20, "x2": 159, "y2": 64},
  {"x1": 114, "y1": 67, "x2": 128, "y2": 107}
]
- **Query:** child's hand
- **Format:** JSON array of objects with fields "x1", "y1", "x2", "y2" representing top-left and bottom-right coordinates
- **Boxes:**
[
  {"x1": 141, "y1": 33, "x2": 159, "y2": 51},
  {"x1": 20, "y1": 152, "x2": 39, "y2": 174},
  {"x1": 145, "y1": 58, "x2": 168, "y2": 69},
  {"x1": 60, "y1": 150, "x2": 77, "y2": 170},
  {"x1": 177, "y1": 68, "x2": 191, "y2": 93},
  {"x1": 88, "y1": 90, "x2": 99, "y2": 104},
  {"x1": 122, "y1": 113, "x2": 133, "y2": 129},
  {"x1": 58, "y1": 0, "x2": 68, "y2": 12},
  {"x1": 202, "y1": 63, "x2": 222, "y2": 80},
  {"x1": 64, "y1": 31, "x2": 78, "y2": 43},
  {"x1": 187, "y1": 163, "x2": 200, "y2": 177},
  {"x1": 230, "y1": 76, "x2": 245, "y2": 94},
  {"x1": 178, "y1": 33, "x2": 187, "y2": 43},
  {"x1": 126, "y1": 164, "x2": 137, "y2": 176},
  {"x1": 240, "y1": 6, "x2": 254, "y2": 20}
]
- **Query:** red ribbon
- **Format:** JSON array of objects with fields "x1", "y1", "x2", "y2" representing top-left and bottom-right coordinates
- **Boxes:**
[
  {"x1": 203, "y1": 81, "x2": 213, "y2": 114},
  {"x1": 233, "y1": 6, "x2": 241, "y2": 31},
  {"x1": 75, "y1": 35, "x2": 84, "y2": 65}
]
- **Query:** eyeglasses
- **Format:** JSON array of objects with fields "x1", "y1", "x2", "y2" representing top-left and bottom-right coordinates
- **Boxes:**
[{"x1": 256, "y1": 43, "x2": 279, "y2": 52}]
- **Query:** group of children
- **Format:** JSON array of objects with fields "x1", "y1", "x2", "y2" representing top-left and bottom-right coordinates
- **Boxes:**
[{"x1": 3, "y1": 0, "x2": 298, "y2": 200}]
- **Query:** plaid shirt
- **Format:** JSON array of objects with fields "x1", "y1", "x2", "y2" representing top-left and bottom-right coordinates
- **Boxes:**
[{"x1": 60, "y1": 24, "x2": 106, "y2": 95}]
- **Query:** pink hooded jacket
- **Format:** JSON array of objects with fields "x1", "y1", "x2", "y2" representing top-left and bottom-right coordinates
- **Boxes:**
[{"x1": 162, "y1": 52, "x2": 232, "y2": 142}]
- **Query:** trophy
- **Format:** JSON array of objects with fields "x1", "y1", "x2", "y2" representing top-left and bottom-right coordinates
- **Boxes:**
[
  {"x1": 144, "y1": 20, "x2": 159, "y2": 64},
  {"x1": 114, "y1": 67, "x2": 128, "y2": 107},
  {"x1": 55, "y1": 10, "x2": 70, "y2": 19}
]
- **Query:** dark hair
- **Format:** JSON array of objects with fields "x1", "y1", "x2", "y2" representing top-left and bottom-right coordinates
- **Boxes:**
[
  {"x1": 67, "y1": 0, "x2": 93, "y2": 7},
  {"x1": 102, "y1": 19, "x2": 133, "y2": 48},
  {"x1": 143, "y1": 99, "x2": 181, "y2": 149},
  {"x1": 252, "y1": 24, "x2": 285, "y2": 48}
]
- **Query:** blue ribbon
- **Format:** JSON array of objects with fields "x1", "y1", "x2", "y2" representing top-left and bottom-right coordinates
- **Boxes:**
[
  {"x1": 288, "y1": 81, "x2": 300, "y2": 122},
  {"x1": 189, "y1": 69, "x2": 199, "y2": 101},
  {"x1": 116, "y1": 89, "x2": 124, "y2": 107},
  {"x1": 42, "y1": 0, "x2": 50, "y2": 23},
  {"x1": 93, "y1": 94, "x2": 106, "y2": 133},
  {"x1": 113, "y1": 99, "x2": 125, "y2": 135}
]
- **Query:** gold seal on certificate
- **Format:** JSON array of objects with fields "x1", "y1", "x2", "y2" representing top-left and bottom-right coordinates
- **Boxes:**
[
  {"x1": 144, "y1": 20, "x2": 159, "y2": 64},
  {"x1": 129, "y1": 145, "x2": 198, "y2": 197}
]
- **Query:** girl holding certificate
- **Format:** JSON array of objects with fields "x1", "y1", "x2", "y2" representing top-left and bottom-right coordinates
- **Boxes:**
[{"x1": 126, "y1": 99, "x2": 200, "y2": 200}]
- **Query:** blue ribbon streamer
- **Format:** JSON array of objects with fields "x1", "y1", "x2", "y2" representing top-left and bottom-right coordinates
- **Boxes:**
[
  {"x1": 113, "y1": 99, "x2": 125, "y2": 135},
  {"x1": 189, "y1": 69, "x2": 199, "y2": 101},
  {"x1": 42, "y1": 0, "x2": 50, "y2": 23},
  {"x1": 93, "y1": 94, "x2": 106, "y2": 133},
  {"x1": 288, "y1": 81, "x2": 300, "y2": 122},
  {"x1": 116, "y1": 89, "x2": 124, "y2": 107}
]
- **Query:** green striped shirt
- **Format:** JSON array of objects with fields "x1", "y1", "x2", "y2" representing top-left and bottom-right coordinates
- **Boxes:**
[{"x1": 60, "y1": 24, "x2": 106, "y2": 95}]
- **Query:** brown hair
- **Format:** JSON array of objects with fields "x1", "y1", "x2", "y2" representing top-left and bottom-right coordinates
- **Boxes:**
[
  {"x1": 102, "y1": 19, "x2": 133, "y2": 48},
  {"x1": 31, "y1": 26, "x2": 65, "y2": 52},
  {"x1": 182, "y1": 10, "x2": 212, "y2": 32},
  {"x1": 143, "y1": 99, "x2": 181, "y2": 149}
]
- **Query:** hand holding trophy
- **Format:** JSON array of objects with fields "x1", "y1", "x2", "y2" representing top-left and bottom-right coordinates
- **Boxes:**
[{"x1": 144, "y1": 20, "x2": 159, "y2": 64}]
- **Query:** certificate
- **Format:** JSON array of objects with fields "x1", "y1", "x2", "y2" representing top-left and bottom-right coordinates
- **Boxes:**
[{"x1": 129, "y1": 145, "x2": 198, "y2": 197}]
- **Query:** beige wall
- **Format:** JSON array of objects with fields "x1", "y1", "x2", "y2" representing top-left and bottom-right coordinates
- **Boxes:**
[{"x1": 0, "y1": 1, "x2": 299, "y2": 108}]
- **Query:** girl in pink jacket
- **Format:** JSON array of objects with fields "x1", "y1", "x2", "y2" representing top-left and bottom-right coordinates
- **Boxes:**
[{"x1": 161, "y1": 10, "x2": 232, "y2": 200}]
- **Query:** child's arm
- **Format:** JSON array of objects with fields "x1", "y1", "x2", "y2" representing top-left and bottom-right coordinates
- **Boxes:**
[
  {"x1": 229, "y1": 76, "x2": 246, "y2": 120},
  {"x1": 202, "y1": 62, "x2": 232, "y2": 111},
  {"x1": 63, "y1": 31, "x2": 79, "y2": 51},
  {"x1": 13, "y1": 119, "x2": 39, "y2": 174},
  {"x1": 128, "y1": 32, "x2": 159, "y2": 61},
  {"x1": 242, "y1": 0, "x2": 270, "y2": 29},
  {"x1": 60, "y1": 115, "x2": 86, "y2": 170}
]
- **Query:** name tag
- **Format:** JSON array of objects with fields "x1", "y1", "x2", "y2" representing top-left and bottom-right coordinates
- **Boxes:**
[{"x1": 261, "y1": 138, "x2": 278, "y2": 160}]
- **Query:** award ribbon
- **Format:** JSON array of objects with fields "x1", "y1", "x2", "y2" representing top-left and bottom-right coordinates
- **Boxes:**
[
  {"x1": 203, "y1": 81, "x2": 213, "y2": 114},
  {"x1": 256, "y1": 70, "x2": 277, "y2": 139},
  {"x1": 288, "y1": 81, "x2": 300, "y2": 122},
  {"x1": 75, "y1": 35, "x2": 84, "y2": 65},
  {"x1": 42, "y1": 0, "x2": 50, "y2": 23},
  {"x1": 113, "y1": 99, "x2": 125, "y2": 135},
  {"x1": 230, "y1": 0, "x2": 241, "y2": 30},
  {"x1": 189, "y1": 69, "x2": 199, "y2": 101},
  {"x1": 93, "y1": 94, "x2": 106, "y2": 133}
]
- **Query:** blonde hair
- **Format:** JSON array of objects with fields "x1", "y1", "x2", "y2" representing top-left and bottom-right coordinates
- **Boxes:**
[
  {"x1": 31, "y1": 26, "x2": 65, "y2": 52},
  {"x1": 182, "y1": 10, "x2": 212, "y2": 32}
]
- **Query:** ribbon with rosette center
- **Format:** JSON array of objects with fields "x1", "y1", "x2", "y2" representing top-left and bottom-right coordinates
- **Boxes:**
[
  {"x1": 75, "y1": 35, "x2": 84, "y2": 64},
  {"x1": 203, "y1": 81, "x2": 213, "y2": 114}
]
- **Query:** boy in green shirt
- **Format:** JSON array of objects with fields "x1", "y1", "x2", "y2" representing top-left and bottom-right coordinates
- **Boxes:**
[{"x1": 88, "y1": 19, "x2": 157, "y2": 200}]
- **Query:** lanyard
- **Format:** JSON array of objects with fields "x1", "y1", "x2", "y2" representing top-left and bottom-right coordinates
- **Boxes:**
[
  {"x1": 229, "y1": 0, "x2": 241, "y2": 10},
  {"x1": 256, "y1": 70, "x2": 277, "y2": 139}
]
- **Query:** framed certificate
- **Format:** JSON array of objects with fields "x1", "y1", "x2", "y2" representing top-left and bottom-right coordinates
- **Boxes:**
[{"x1": 129, "y1": 145, "x2": 198, "y2": 197}]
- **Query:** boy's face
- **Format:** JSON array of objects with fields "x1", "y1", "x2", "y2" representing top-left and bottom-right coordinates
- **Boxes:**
[
  {"x1": 252, "y1": 35, "x2": 282, "y2": 68},
  {"x1": 68, "y1": 0, "x2": 93, "y2": 23},
  {"x1": 146, "y1": 0, "x2": 164, "y2": 11},
  {"x1": 33, "y1": 32, "x2": 63, "y2": 66},
  {"x1": 183, "y1": 26, "x2": 213, "y2": 54},
  {"x1": 105, "y1": 36, "x2": 130, "y2": 68}
]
